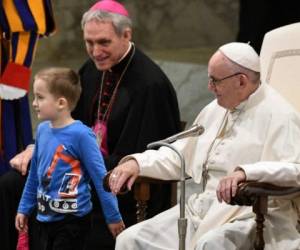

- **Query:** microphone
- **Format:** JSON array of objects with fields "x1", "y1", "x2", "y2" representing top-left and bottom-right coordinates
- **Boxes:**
[
  {"x1": 146, "y1": 124, "x2": 204, "y2": 250},
  {"x1": 147, "y1": 124, "x2": 205, "y2": 147},
  {"x1": 104, "y1": 125, "x2": 204, "y2": 193}
]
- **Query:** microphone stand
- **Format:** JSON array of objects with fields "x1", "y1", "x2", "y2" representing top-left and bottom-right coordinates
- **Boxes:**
[{"x1": 147, "y1": 142, "x2": 187, "y2": 250}]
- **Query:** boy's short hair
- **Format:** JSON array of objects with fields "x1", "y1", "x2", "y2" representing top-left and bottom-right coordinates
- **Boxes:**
[{"x1": 35, "y1": 67, "x2": 82, "y2": 111}]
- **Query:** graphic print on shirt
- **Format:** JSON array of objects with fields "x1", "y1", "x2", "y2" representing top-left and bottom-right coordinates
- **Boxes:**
[
  {"x1": 38, "y1": 144, "x2": 82, "y2": 214},
  {"x1": 59, "y1": 173, "x2": 81, "y2": 198}
]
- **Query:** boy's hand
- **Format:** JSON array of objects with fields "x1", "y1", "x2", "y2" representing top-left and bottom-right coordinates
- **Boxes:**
[
  {"x1": 15, "y1": 213, "x2": 29, "y2": 232},
  {"x1": 108, "y1": 220, "x2": 125, "y2": 238}
]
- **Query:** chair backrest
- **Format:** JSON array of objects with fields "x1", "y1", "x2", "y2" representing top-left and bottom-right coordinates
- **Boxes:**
[{"x1": 260, "y1": 22, "x2": 300, "y2": 111}]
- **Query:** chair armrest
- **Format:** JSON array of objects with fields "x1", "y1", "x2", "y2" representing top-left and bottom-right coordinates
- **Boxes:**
[{"x1": 231, "y1": 181, "x2": 300, "y2": 206}]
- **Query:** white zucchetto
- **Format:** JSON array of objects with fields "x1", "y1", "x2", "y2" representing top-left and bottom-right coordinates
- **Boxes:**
[{"x1": 219, "y1": 42, "x2": 260, "y2": 72}]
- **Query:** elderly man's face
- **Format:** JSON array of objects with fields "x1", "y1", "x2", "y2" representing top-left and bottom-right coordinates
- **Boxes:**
[
  {"x1": 207, "y1": 52, "x2": 242, "y2": 110},
  {"x1": 84, "y1": 20, "x2": 131, "y2": 71}
]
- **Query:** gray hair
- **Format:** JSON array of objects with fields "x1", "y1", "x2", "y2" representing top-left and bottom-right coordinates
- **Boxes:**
[{"x1": 81, "y1": 10, "x2": 132, "y2": 36}]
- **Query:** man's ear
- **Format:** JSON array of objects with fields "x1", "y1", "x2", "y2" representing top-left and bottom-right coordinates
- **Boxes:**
[
  {"x1": 123, "y1": 28, "x2": 132, "y2": 41},
  {"x1": 238, "y1": 74, "x2": 248, "y2": 88}
]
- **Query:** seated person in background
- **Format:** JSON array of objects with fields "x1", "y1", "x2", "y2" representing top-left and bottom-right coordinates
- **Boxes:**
[
  {"x1": 2, "y1": 1, "x2": 181, "y2": 249},
  {"x1": 109, "y1": 42, "x2": 300, "y2": 250},
  {"x1": 15, "y1": 67, "x2": 124, "y2": 250}
]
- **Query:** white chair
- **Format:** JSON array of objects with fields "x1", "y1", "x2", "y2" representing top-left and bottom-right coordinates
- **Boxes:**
[
  {"x1": 231, "y1": 22, "x2": 300, "y2": 250},
  {"x1": 260, "y1": 22, "x2": 300, "y2": 109}
]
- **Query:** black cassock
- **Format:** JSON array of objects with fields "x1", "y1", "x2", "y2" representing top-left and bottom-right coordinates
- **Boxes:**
[{"x1": 72, "y1": 46, "x2": 181, "y2": 250}]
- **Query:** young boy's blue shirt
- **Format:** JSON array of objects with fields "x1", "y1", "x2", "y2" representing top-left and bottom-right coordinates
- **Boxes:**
[{"x1": 18, "y1": 120, "x2": 122, "y2": 224}]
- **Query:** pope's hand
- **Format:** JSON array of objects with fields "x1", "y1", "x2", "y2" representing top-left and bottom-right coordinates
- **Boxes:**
[
  {"x1": 216, "y1": 169, "x2": 246, "y2": 203},
  {"x1": 109, "y1": 159, "x2": 140, "y2": 195}
]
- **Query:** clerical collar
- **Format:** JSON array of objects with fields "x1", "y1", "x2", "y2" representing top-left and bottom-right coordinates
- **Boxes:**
[
  {"x1": 119, "y1": 42, "x2": 132, "y2": 63},
  {"x1": 230, "y1": 100, "x2": 247, "y2": 113},
  {"x1": 108, "y1": 42, "x2": 134, "y2": 73}
]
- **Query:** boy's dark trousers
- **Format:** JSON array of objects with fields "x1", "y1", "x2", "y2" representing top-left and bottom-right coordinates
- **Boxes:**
[{"x1": 35, "y1": 213, "x2": 91, "y2": 250}]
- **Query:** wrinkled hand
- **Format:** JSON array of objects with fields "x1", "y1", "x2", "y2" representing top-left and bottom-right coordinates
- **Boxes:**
[
  {"x1": 216, "y1": 169, "x2": 246, "y2": 203},
  {"x1": 108, "y1": 220, "x2": 125, "y2": 238},
  {"x1": 15, "y1": 213, "x2": 28, "y2": 232},
  {"x1": 109, "y1": 159, "x2": 140, "y2": 195},
  {"x1": 9, "y1": 145, "x2": 34, "y2": 176}
]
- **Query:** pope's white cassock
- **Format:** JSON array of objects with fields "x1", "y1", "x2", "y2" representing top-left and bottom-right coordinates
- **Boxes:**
[{"x1": 116, "y1": 83, "x2": 300, "y2": 250}]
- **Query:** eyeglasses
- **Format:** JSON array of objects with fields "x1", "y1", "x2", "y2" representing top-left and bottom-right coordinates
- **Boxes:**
[{"x1": 208, "y1": 72, "x2": 243, "y2": 87}]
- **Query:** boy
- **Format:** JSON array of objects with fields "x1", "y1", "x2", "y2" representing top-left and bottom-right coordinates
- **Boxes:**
[{"x1": 15, "y1": 67, "x2": 124, "y2": 249}]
